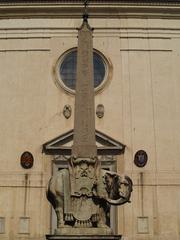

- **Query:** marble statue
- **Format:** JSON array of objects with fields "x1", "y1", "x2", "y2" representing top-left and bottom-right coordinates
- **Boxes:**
[
  {"x1": 47, "y1": 157, "x2": 132, "y2": 232},
  {"x1": 46, "y1": 4, "x2": 132, "y2": 237}
]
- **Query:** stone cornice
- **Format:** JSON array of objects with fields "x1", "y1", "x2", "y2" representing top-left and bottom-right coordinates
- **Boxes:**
[
  {"x1": 0, "y1": 1, "x2": 180, "y2": 19},
  {"x1": 1, "y1": 0, "x2": 180, "y2": 5},
  {"x1": 0, "y1": 0, "x2": 180, "y2": 4}
]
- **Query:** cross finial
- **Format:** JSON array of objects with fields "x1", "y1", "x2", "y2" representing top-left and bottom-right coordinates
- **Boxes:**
[
  {"x1": 83, "y1": 0, "x2": 89, "y2": 22},
  {"x1": 84, "y1": 0, "x2": 89, "y2": 9}
]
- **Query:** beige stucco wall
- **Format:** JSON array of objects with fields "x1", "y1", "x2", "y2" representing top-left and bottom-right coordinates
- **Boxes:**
[{"x1": 0, "y1": 10, "x2": 180, "y2": 240}]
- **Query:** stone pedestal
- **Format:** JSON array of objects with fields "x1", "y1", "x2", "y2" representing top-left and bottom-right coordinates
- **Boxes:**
[
  {"x1": 46, "y1": 235, "x2": 122, "y2": 240},
  {"x1": 54, "y1": 227, "x2": 113, "y2": 235}
]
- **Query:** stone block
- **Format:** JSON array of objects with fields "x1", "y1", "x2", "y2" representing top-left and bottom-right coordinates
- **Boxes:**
[
  {"x1": 54, "y1": 227, "x2": 113, "y2": 235},
  {"x1": 46, "y1": 235, "x2": 122, "y2": 240}
]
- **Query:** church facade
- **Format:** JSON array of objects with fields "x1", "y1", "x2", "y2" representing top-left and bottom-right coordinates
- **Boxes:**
[{"x1": 0, "y1": 0, "x2": 180, "y2": 239}]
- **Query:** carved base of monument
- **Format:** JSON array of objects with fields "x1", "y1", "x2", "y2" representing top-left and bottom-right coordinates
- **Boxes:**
[
  {"x1": 46, "y1": 235, "x2": 122, "y2": 240},
  {"x1": 54, "y1": 227, "x2": 112, "y2": 235}
]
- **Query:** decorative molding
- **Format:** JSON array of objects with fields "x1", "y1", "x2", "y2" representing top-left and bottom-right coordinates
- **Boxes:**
[
  {"x1": 0, "y1": 28, "x2": 180, "y2": 40},
  {"x1": 0, "y1": 0, "x2": 180, "y2": 5},
  {"x1": 0, "y1": 2, "x2": 180, "y2": 19},
  {"x1": 0, "y1": 49, "x2": 50, "y2": 52},
  {"x1": 120, "y1": 49, "x2": 172, "y2": 51},
  {"x1": 42, "y1": 129, "x2": 125, "y2": 156}
]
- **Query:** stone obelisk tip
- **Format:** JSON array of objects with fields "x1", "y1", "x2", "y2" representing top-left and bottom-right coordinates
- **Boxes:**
[{"x1": 83, "y1": 13, "x2": 88, "y2": 22}]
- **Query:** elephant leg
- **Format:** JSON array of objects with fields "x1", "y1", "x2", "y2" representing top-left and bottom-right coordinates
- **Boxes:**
[
  {"x1": 56, "y1": 207, "x2": 64, "y2": 228},
  {"x1": 97, "y1": 206, "x2": 107, "y2": 228}
]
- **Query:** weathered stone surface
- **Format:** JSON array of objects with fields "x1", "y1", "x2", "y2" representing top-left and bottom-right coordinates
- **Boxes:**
[
  {"x1": 54, "y1": 227, "x2": 112, "y2": 235},
  {"x1": 46, "y1": 235, "x2": 122, "y2": 240},
  {"x1": 72, "y1": 20, "x2": 97, "y2": 158}
]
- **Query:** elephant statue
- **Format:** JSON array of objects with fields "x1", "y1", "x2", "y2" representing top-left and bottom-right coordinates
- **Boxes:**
[{"x1": 47, "y1": 161, "x2": 132, "y2": 230}]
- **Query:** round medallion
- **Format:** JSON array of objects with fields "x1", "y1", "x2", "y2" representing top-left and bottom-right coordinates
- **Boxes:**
[
  {"x1": 20, "y1": 151, "x2": 34, "y2": 169},
  {"x1": 134, "y1": 150, "x2": 148, "y2": 168}
]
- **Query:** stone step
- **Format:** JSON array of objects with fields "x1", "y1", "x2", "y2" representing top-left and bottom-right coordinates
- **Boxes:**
[{"x1": 46, "y1": 235, "x2": 122, "y2": 240}]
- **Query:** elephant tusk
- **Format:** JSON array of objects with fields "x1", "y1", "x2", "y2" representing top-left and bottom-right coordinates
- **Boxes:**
[{"x1": 106, "y1": 196, "x2": 130, "y2": 205}]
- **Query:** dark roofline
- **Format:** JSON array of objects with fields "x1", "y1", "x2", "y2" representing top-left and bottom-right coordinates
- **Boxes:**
[
  {"x1": 0, "y1": 0, "x2": 179, "y2": 1},
  {"x1": 1, "y1": 0, "x2": 180, "y2": 19},
  {"x1": 0, "y1": 0, "x2": 180, "y2": 4}
]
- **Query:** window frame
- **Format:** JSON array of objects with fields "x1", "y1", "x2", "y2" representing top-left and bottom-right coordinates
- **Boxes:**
[
  {"x1": 0, "y1": 217, "x2": 5, "y2": 234},
  {"x1": 18, "y1": 217, "x2": 30, "y2": 235},
  {"x1": 54, "y1": 47, "x2": 112, "y2": 95}
]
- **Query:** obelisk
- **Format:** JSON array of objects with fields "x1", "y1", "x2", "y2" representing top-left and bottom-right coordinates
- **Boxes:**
[
  {"x1": 72, "y1": 15, "x2": 97, "y2": 158},
  {"x1": 46, "y1": 4, "x2": 132, "y2": 240},
  {"x1": 69, "y1": 14, "x2": 100, "y2": 223}
]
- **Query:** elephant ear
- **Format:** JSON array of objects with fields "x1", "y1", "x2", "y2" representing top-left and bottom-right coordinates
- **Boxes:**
[
  {"x1": 104, "y1": 172, "x2": 117, "y2": 193},
  {"x1": 125, "y1": 176, "x2": 133, "y2": 193}
]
